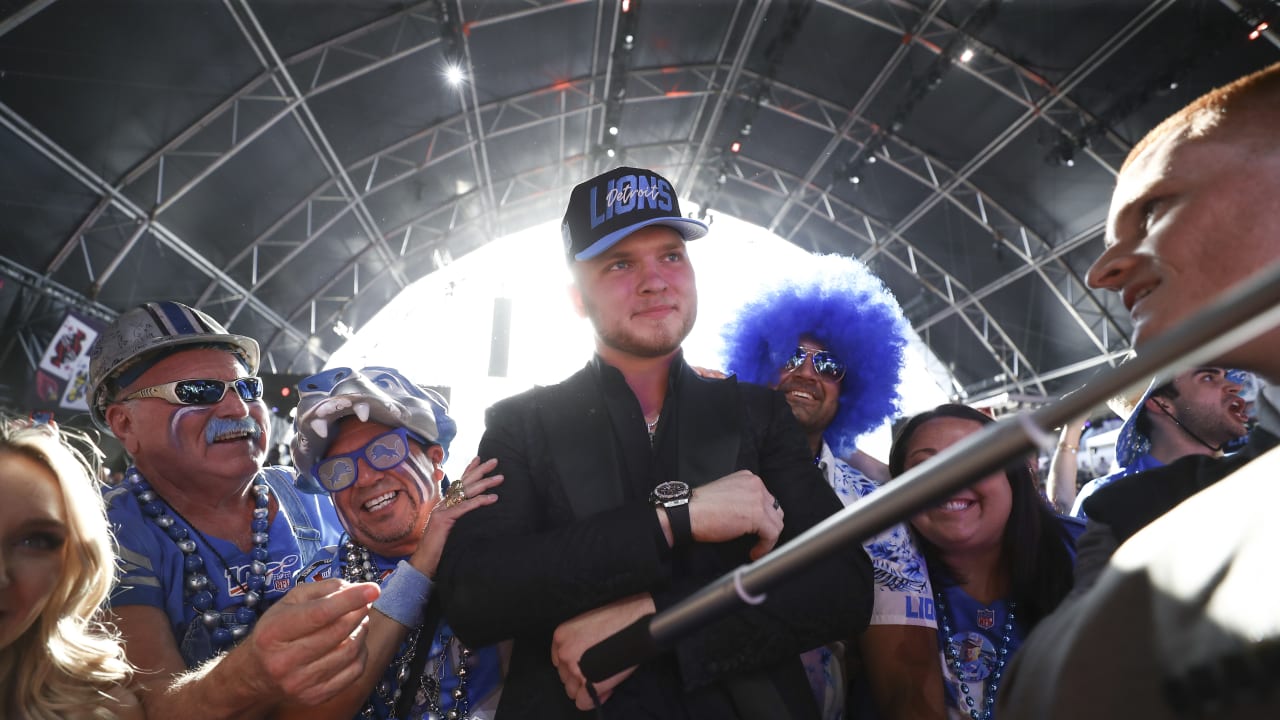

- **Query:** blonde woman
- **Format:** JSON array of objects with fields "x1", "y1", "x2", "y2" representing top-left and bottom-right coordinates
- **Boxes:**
[{"x1": 0, "y1": 416, "x2": 141, "y2": 719}]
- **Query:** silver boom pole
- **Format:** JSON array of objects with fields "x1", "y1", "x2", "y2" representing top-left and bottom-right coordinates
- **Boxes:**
[{"x1": 581, "y1": 258, "x2": 1280, "y2": 682}]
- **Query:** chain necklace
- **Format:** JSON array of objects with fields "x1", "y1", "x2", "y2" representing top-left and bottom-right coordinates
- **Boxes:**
[
  {"x1": 935, "y1": 590, "x2": 1016, "y2": 720},
  {"x1": 126, "y1": 466, "x2": 272, "y2": 652},
  {"x1": 644, "y1": 412, "x2": 661, "y2": 446},
  {"x1": 342, "y1": 539, "x2": 422, "y2": 719},
  {"x1": 415, "y1": 629, "x2": 473, "y2": 720},
  {"x1": 341, "y1": 539, "x2": 473, "y2": 719}
]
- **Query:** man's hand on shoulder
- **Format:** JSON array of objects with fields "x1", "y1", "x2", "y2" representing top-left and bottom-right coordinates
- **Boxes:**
[
  {"x1": 410, "y1": 456, "x2": 503, "y2": 578},
  {"x1": 687, "y1": 470, "x2": 784, "y2": 560},
  {"x1": 551, "y1": 593, "x2": 655, "y2": 710},
  {"x1": 690, "y1": 365, "x2": 728, "y2": 380}
]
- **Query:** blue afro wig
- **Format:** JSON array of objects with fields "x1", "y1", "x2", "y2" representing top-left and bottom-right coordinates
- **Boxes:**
[{"x1": 720, "y1": 254, "x2": 909, "y2": 458}]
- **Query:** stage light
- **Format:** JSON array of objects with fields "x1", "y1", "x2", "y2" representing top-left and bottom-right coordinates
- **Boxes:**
[
  {"x1": 1249, "y1": 21, "x2": 1268, "y2": 41},
  {"x1": 959, "y1": 48, "x2": 975, "y2": 63},
  {"x1": 1049, "y1": 136, "x2": 1078, "y2": 168},
  {"x1": 609, "y1": 126, "x2": 619, "y2": 136},
  {"x1": 259, "y1": 374, "x2": 307, "y2": 418},
  {"x1": 730, "y1": 140, "x2": 742, "y2": 153},
  {"x1": 444, "y1": 64, "x2": 465, "y2": 85}
]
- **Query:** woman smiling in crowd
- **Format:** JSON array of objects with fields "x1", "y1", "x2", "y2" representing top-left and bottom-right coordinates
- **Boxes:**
[{"x1": 888, "y1": 404, "x2": 1083, "y2": 719}]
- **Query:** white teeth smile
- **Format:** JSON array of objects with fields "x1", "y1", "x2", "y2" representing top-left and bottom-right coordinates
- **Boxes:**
[
  {"x1": 942, "y1": 500, "x2": 974, "y2": 511},
  {"x1": 789, "y1": 390, "x2": 815, "y2": 400},
  {"x1": 363, "y1": 492, "x2": 397, "y2": 512},
  {"x1": 213, "y1": 430, "x2": 252, "y2": 442}
]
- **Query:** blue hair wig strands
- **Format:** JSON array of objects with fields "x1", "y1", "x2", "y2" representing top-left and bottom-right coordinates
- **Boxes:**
[{"x1": 720, "y1": 254, "x2": 910, "y2": 457}]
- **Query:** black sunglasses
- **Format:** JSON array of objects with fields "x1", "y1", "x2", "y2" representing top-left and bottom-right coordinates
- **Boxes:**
[
  {"x1": 121, "y1": 377, "x2": 264, "y2": 406},
  {"x1": 783, "y1": 347, "x2": 847, "y2": 382}
]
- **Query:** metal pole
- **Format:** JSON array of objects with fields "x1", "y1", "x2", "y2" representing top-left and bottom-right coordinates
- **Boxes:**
[{"x1": 581, "y1": 257, "x2": 1280, "y2": 681}]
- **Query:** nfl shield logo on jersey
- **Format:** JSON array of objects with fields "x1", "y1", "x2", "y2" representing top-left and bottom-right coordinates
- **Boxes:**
[{"x1": 976, "y1": 608, "x2": 996, "y2": 630}]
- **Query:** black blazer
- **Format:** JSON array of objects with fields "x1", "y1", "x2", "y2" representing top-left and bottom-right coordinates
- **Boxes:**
[{"x1": 437, "y1": 358, "x2": 872, "y2": 719}]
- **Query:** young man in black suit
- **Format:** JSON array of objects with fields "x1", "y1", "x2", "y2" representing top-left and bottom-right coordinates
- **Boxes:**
[{"x1": 437, "y1": 166, "x2": 873, "y2": 719}]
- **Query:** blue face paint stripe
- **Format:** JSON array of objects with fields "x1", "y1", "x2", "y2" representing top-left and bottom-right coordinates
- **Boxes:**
[
  {"x1": 169, "y1": 405, "x2": 210, "y2": 449},
  {"x1": 403, "y1": 452, "x2": 437, "y2": 504}
]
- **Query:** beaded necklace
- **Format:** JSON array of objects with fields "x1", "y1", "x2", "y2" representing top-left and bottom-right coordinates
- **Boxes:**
[
  {"x1": 340, "y1": 539, "x2": 474, "y2": 720},
  {"x1": 125, "y1": 466, "x2": 272, "y2": 651},
  {"x1": 935, "y1": 590, "x2": 1016, "y2": 720},
  {"x1": 341, "y1": 536, "x2": 382, "y2": 582},
  {"x1": 342, "y1": 539, "x2": 420, "y2": 718}
]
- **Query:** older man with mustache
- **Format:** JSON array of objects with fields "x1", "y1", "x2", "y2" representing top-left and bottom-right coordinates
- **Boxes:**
[{"x1": 92, "y1": 301, "x2": 368, "y2": 719}]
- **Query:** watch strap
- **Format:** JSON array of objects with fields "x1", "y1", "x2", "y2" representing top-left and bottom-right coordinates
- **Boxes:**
[{"x1": 664, "y1": 499, "x2": 693, "y2": 548}]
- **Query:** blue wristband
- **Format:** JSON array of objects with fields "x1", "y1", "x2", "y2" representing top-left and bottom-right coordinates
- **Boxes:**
[{"x1": 371, "y1": 560, "x2": 433, "y2": 628}]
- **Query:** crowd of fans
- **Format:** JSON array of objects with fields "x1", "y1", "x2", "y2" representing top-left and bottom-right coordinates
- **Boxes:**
[{"x1": 3, "y1": 61, "x2": 1277, "y2": 720}]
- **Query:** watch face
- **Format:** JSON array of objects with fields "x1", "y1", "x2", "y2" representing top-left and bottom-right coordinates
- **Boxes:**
[{"x1": 652, "y1": 480, "x2": 690, "y2": 502}]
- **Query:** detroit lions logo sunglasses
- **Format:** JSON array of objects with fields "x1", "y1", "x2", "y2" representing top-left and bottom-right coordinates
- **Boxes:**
[
  {"x1": 313, "y1": 427, "x2": 429, "y2": 493},
  {"x1": 121, "y1": 377, "x2": 264, "y2": 406}
]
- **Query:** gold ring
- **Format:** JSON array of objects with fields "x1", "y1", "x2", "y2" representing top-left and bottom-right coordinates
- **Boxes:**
[{"x1": 444, "y1": 481, "x2": 468, "y2": 508}]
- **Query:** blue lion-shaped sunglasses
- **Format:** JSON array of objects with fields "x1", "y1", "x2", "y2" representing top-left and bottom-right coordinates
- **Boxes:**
[
  {"x1": 290, "y1": 366, "x2": 456, "y2": 495},
  {"x1": 310, "y1": 426, "x2": 430, "y2": 492}
]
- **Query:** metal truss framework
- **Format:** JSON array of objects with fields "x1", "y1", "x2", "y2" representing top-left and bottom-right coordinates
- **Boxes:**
[
  {"x1": 245, "y1": 46, "x2": 1134, "y2": 392},
  {"x1": 0, "y1": 0, "x2": 1167, "y2": 393}
]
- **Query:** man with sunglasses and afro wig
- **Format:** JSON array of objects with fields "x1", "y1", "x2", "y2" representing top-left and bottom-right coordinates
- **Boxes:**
[
  {"x1": 721, "y1": 254, "x2": 944, "y2": 720},
  {"x1": 278, "y1": 366, "x2": 505, "y2": 720},
  {"x1": 90, "y1": 301, "x2": 368, "y2": 719}
]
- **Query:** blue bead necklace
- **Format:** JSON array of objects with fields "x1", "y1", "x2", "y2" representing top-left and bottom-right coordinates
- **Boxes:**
[
  {"x1": 126, "y1": 466, "x2": 272, "y2": 652},
  {"x1": 935, "y1": 590, "x2": 1016, "y2": 720}
]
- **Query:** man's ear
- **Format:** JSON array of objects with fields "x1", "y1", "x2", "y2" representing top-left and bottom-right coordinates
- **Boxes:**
[
  {"x1": 1144, "y1": 396, "x2": 1171, "y2": 416},
  {"x1": 105, "y1": 403, "x2": 140, "y2": 454},
  {"x1": 568, "y1": 282, "x2": 587, "y2": 319},
  {"x1": 427, "y1": 444, "x2": 446, "y2": 480}
]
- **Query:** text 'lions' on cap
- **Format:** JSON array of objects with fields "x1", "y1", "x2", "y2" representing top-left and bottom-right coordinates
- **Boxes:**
[{"x1": 560, "y1": 166, "x2": 708, "y2": 261}]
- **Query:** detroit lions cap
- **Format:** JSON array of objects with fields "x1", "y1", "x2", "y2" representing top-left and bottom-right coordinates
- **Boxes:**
[{"x1": 561, "y1": 166, "x2": 708, "y2": 261}]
